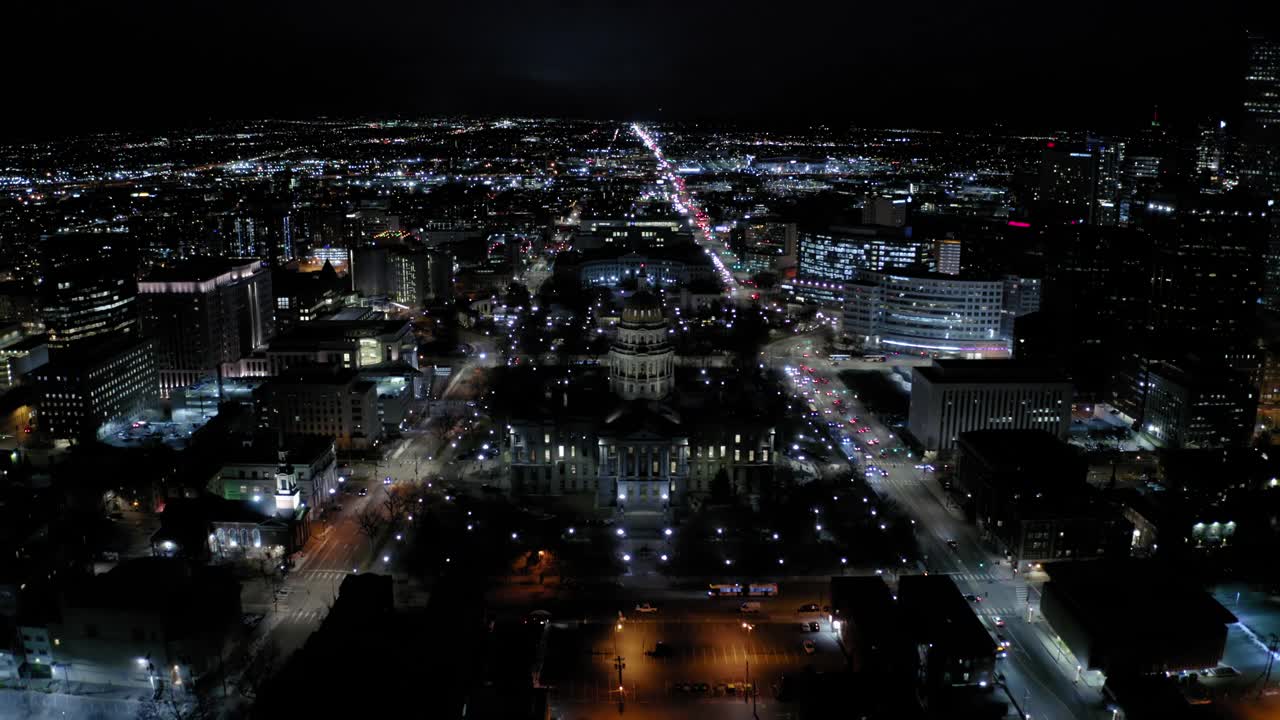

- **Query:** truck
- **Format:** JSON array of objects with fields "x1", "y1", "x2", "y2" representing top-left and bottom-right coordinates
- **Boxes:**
[{"x1": 739, "y1": 601, "x2": 762, "y2": 614}]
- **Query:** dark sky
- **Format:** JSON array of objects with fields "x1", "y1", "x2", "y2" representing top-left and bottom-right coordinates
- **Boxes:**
[{"x1": 6, "y1": 1, "x2": 1276, "y2": 138}]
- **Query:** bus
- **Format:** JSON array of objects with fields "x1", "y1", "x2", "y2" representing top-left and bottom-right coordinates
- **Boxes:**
[
  {"x1": 708, "y1": 583, "x2": 743, "y2": 597},
  {"x1": 862, "y1": 354, "x2": 887, "y2": 363},
  {"x1": 747, "y1": 583, "x2": 779, "y2": 597},
  {"x1": 829, "y1": 354, "x2": 850, "y2": 361}
]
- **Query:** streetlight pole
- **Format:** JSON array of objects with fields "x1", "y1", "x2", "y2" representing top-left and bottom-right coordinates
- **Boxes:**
[{"x1": 742, "y1": 622, "x2": 758, "y2": 718}]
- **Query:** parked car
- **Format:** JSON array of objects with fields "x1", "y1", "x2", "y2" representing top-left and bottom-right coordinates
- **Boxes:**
[
  {"x1": 802, "y1": 640, "x2": 817, "y2": 655},
  {"x1": 809, "y1": 621, "x2": 821, "y2": 632}
]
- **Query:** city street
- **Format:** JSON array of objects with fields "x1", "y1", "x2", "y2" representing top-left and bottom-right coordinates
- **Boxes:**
[{"x1": 769, "y1": 338, "x2": 1108, "y2": 720}]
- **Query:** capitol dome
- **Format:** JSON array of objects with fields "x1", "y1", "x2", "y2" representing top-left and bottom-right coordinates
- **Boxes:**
[
  {"x1": 610, "y1": 290, "x2": 674, "y2": 401},
  {"x1": 621, "y1": 290, "x2": 664, "y2": 324}
]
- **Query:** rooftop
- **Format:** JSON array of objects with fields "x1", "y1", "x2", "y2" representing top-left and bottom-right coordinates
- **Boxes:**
[
  {"x1": 897, "y1": 574, "x2": 996, "y2": 657},
  {"x1": 915, "y1": 359, "x2": 1070, "y2": 384}
]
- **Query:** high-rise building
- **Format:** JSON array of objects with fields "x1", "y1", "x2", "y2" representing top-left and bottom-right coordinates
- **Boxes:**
[
  {"x1": 842, "y1": 269, "x2": 1008, "y2": 357},
  {"x1": 1244, "y1": 30, "x2": 1280, "y2": 136},
  {"x1": 33, "y1": 339, "x2": 158, "y2": 441},
  {"x1": 935, "y1": 238, "x2": 962, "y2": 275},
  {"x1": 793, "y1": 226, "x2": 934, "y2": 304},
  {"x1": 1145, "y1": 193, "x2": 1266, "y2": 353},
  {"x1": 353, "y1": 245, "x2": 443, "y2": 305},
  {"x1": 41, "y1": 266, "x2": 139, "y2": 351},
  {"x1": 138, "y1": 259, "x2": 274, "y2": 396},
  {"x1": 741, "y1": 219, "x2": 797, "y2": 273},
  {"x1": 1038, "y1": 143, "x2": 1099, "y2": 225},
  {"x1": 861, "y1": 195, "x2": 909, "y2": 227},
  {"x1": 999, "y1": 275, "x2": 1041, "y2": 340},
  {"x1": 1142, "y1": 357, "x2": 1257, "y2": 449},
  {"x1": 1241, "y1": 30, "x2": 1280, "y2": 193}
]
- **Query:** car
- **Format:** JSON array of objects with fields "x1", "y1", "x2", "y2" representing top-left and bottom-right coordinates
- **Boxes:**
[
  {"x1": 945, "y1": 539, "x2": 959, "y2": 550},
  {"x1": 275, "y1": 587, "x2": 291, "y2": 597},
  {"x1": 524, "y1": 610, "x2": 552, "y2": 625},
  {"x1": 798, "y1": 622, "x2": 812, "y2": 632},
  {"x1": 636, "y1": 603, "x2": 658, "y2": 614},
  {"x1": 993, "y1": 616, "x2": 1006, "y2": 628},
  {"x1": 964, "y1": 594, "x2": 981, "y2": 603},
  {"x1": 797, "y1": 603, "x2": 820, "y2": 613},
  {"x1": 802, "y1": 640, "x2": 817, "y2": 655},
  {"x1": 691, "y1": 682, "x2": 709, "y2": 694},
  {"x1": 357, "y1": 487, "x2": 368, "y2": 497},
  {"x1": 809, "y1": 621, "x2": 821, "y2": 632}
]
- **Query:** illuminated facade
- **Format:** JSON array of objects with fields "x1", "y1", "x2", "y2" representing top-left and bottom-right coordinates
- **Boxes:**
[
  {"x1": 908, "y1": 360, "x2": 1072, "y2": 451},
  {"x1": 33, "y1": 339, "x2": 158, "y2": 441},
  {"x1": 841, "y1": 269, "x2": 1009, "y2": 357},
  {"x1": 139, "y1": 259, "x2": 274, "y2": 396}
]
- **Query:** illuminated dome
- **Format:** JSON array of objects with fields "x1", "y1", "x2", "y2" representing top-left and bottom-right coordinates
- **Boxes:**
[
  {"x1": 621, "y1": 290, "x2": 663, "y2": 324},
  {"x1": 610, "y1": 291, "x2": 674, "y2": 400}
]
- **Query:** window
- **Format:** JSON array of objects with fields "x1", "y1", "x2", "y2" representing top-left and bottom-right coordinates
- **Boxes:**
[
  {"x1": 735, "y1": 434, "x2": 741, "y2": 444},
  {"x1": 734, "y1": 449, "x2": 741, "y2": 461},
  {"x1": 558, "y1": 445, "x2": 565, "y2": 458}
]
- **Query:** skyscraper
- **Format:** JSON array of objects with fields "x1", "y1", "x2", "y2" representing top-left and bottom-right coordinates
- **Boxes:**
[
  {"x1": 138, "y1": 259, "x2": 274, "y2": 395},
  {"x1": 1038, "y1": 143, "x2": 1098, "y2": 226},
  {"x1": 41, "y1": 266, "x2": 139, "y2": 351},
  {"x1": 1244, "y1": 30, "x2": 1280, "y2": 136}
]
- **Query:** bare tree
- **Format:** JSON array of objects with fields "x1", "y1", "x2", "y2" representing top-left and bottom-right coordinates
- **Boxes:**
[
  {"x1": 382, "y1": 487, "x2": 407, "y2": 528},
  {"x1": 357, "y1": 507, "x2": 383, "y2": 561}
]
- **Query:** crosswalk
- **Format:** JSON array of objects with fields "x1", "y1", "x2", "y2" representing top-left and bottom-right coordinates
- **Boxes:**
[
  {"x1": 279, "y1": 607, "x2": 328, "y2": 624},
  {"x1": 974, "y1": 606, "x2": 1016, "y2": 618},
  {"x1": 940, "y1": 571, "x2": 997, "y2": 583},
  {"x1": 296, "y1": 569, "x2": 355, "y2": 582}
]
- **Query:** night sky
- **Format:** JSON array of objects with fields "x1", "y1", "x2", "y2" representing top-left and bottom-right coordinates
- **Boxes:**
[{"x1": 7, "y1": 1, "x2": 1277, "y2": 137}]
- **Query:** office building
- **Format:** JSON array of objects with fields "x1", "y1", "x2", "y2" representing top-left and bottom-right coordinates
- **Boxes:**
[
  {"x1": 0, "y1": 324, "x2": 48, "y2": 393},
  {"x1": 265, "y1": 319, "x2": 417, "y2": 376},
  {"x1": 908, "y1": 360, "x2": 1072, "y2": 452},
  {"x1": 955, "y1": 430, "x2": 1130, "y2": 568},
  {"x1": 862, "y1": 195, "x2": 909, "y2": 227},
  {"x1": 1141, "y1": 357, "x2": 1257, "y2": 449},
  {"x1": 1038, "y1": 143, "x2": 1098, "y2": 225},
  {"x1": 32, "y1": 339, "x2": 158, "y2": 441},
  {"x1": 935, "y1": 237, "x2": 962, "y2": 275},
  {"x1": 841, "y1": 269, "x2": 1008, "y2": 357},
  {"x1": 253, "y1": 367, "x2": 381, "y2": 449},
  {"x1": 41, "y1": 266, "x2": 138, "y2": 351},
  {"x1": 1244, "y1": 30, "x2": 1280, "y2": 136},
  {"x1": 1146, "y1": 194, "x2": 1266, "y2": 352},
  {"x1": 741, "y1": 219, "x2": 797, "y2": 273},
  {"x1": 138, "y1": 259, "x2": 274, "y2": 395},
  {"x1": 794, "y1": 226, "x2": 935, "y2": 305},
  {"x1": 1040, "y1": 561, "x2": 1236, "y2": 676},
  {"x1": 999, "y1": 275, "x2": 1041, "y2": 340}
]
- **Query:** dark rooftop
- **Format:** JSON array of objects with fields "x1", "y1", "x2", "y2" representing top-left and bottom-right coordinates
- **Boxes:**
[
  {"x1": 957, "y1": 429, "x2": 1084, "y2": 477},
  {"x1": 915, "y1": 359, "x2": 1070, "y2": 384},
  {"x1": 897, "y1": 574, "x2": 996, "y2": 657}
]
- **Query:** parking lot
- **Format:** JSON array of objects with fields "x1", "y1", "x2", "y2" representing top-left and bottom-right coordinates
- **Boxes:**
[{"x1": 542, "y1": 620, "x2": 847, "y2": 705}]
